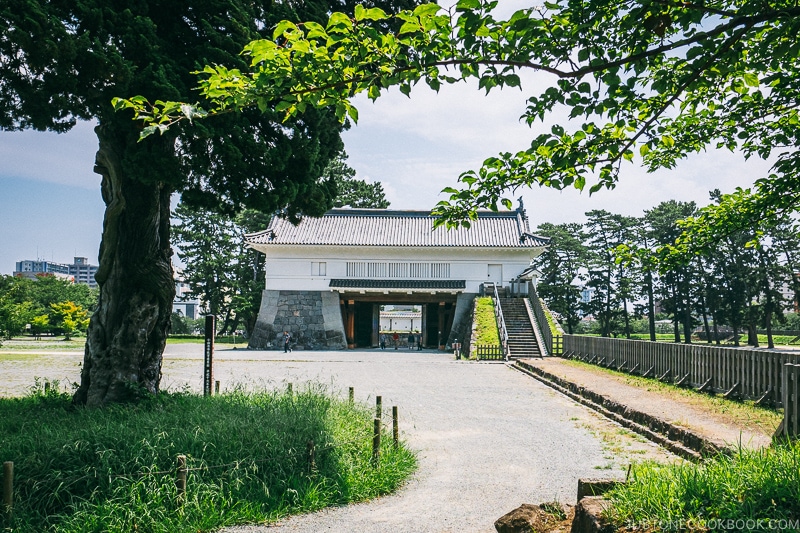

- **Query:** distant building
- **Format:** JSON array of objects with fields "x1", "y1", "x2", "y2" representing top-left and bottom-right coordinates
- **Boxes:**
[
  {"x1": 245, "y1": 207, "x2": 549, "y2": 350},
  {"x1": 380, "y1": 307, "x2": 422, "y2": 332},
  {"x1": 14, "y1": 257, "x2": 98, "y2": 287},
  {"x1": 172, "y1": 268, "x2": 202, "y2": 320}
]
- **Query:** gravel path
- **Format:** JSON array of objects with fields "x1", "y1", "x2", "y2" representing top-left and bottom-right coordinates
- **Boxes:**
[{"x1": 0, "y1": 346, "x2": 675, "y2": 532}]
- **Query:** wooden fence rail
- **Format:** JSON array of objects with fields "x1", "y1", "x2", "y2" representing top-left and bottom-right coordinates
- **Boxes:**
[
  {"x1": 563, "y1": 334, "x2": 799, "y2": 406},
  {"x1": 780, "y1": 364, "x2": 800, "y2": 438},
  {"x1": 474, "y1": 344, "x2": 504, "y2": 361}
]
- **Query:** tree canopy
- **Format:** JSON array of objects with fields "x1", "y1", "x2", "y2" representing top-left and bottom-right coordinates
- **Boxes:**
[
  {"x1": 0, "y1": 0, "x2": 417, "y2": 406},
  {"x1": 119, "y1": 0, "x2": 800, "y2": 240}
]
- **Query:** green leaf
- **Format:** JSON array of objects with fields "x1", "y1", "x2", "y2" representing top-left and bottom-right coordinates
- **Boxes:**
[
  {"x1": 414, "y1": 3, "x2": 442, "y2": 17},
  {"x1": 304, "y1": 22, "x2": 328, "y2": 40},
  {"x1": 273, "y1": 20, "x2": 297, "y2": 40},
  {"x1": 743, "y1": 72, "x2": 760, "y2": 87},
  {"x1": 327, "y1": 12, "x2": 353, "y2": 31},
  {"x1": 456, "y1": 0, "x2": 480, "y2": 8},
  {"x1": 399, "y1": 21, "x2": 421, "y2": 34},
  {"x1": 347, "y1": 104, "x2": 359, "y2": 123},
  {"x1": 355, "y1": 6, "x2": 387, "y2": 21},
  {"x1": 140, "y1": 125, "x2": 159, "y2": 139}
]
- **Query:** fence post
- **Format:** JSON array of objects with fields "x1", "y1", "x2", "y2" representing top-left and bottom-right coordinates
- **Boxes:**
[
  {"x1": 2, "y1": 461, "x2": 12, "y2": 512},
  {"x1": 203, "y1": 315, "x2": 216, "y2": 397},
  {"x1": 376, "y1": 395, "x2": 382, "y2": 419},
  {"x1": 176, "y1": 455, "x2": 187, "y2": 504},
  {"x1": 307, "y1": 440, "x2": 316, "y2": 473},
  {"x1": 372, "y1": 418, "x2": 381, "y2": 465},
  {"x1": 392, "y1": 406, "x2": 399, "y2": 449}
]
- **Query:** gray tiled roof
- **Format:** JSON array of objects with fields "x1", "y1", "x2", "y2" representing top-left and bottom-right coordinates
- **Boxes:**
[
  {"x1": 330, "y1": 279, "x2": 467, "y2": 289},
  {"x1": 246, "y1": 209, "x2": 549, "y2": 248}
]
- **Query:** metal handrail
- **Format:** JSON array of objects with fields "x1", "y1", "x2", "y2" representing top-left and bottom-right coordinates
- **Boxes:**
[{"x1": 491, "y1": 283, "x2": 510, "y2": 361}]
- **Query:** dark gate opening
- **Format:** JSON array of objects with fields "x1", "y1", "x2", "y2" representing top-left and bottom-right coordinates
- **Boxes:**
[{"x1": 340, "y1": 294, "x2": 457, "y2": 349}]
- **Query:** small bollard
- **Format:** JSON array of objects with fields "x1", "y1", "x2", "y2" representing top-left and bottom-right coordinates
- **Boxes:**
[
  {"x1": 372, "y1": 418, "x2": 381, "y2": 465},
  {"x1": 376, "y1": 395, "x2": 382, "y2": 419},
  {"x1": 392, "y1": 406, "x2": 399, "y2": 449},
  {"x1": 214, "y1": 380, "x2": 220, "y2": 395},
  {"x1": 3, "y1": 461, "x2": 13, "y2": 512},
  {"x1": 176, "y1": 455, "x2": 187, "y2": 504},
  {"x1": 348, "y1": 387, "x2": 354, "y2": 403}
]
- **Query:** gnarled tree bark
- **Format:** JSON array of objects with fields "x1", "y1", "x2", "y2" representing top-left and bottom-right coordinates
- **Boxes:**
[{"x1": 73, "y1": 124, "x2": 175, "y2": 407}]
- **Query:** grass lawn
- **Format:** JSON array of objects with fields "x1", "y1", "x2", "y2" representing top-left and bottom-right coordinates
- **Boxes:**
[
  {"x1": 562, "y1": 358, "x2": 782, "y2": 435},
  {"x1": 0, "y1": 385, "x2": 416, "y2": 533}
]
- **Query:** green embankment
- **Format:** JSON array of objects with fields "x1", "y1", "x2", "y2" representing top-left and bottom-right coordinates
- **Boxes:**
[{"x1": 474, "y1": 297, "x2": 500, "y2": 346}]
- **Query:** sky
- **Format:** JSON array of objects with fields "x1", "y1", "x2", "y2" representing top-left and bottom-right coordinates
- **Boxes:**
[{"x1": 0, "y1": 19, "x2": 776, "y2": 277}]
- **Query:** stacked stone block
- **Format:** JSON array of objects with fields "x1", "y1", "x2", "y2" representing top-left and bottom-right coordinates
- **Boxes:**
[{"x1": 248, "y1": 290, "x2": 346, "y2": 350}]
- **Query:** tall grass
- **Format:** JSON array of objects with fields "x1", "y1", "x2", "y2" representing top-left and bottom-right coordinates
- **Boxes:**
[
  {"x1": 0, "y1": 383, "x2": 416, "y2": 533},
  {"x1": 607, "y1": 443, "x2": 800, "y2": 532}
]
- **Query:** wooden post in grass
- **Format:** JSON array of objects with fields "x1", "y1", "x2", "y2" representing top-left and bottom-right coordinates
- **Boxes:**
[
  {"x1": 376, "y1": 395, "x2": 382, "y2": 419},
  {"x1": 214, "y1": 381, "x2": 220, "y2": 395},
  {"x1": 203, "y1": 315, "x2": 216, "y2": 397},
  {"x1": 392, "y1": 406, "x2": 399, "y2": 449},
  {"x1": 372, "y1": 418, "x2": 381, "y2": 465},
  {"x1": 307, "y1": 440, "x2": 316, "y2": 473},
  {"x1": 348, "y1": 387, "x2": 354, "y2": 403},
  {"x1": 176, "y1": 455, "x2": 187, "y2": 504},
  {"x1": 2, "y1": 461, "x2": 12, "y2": 512}
]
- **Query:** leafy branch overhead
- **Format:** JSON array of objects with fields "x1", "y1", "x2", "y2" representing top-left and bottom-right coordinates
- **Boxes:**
[{"x1": 115, "y1": 0, "x2": 800, "y2": 231}]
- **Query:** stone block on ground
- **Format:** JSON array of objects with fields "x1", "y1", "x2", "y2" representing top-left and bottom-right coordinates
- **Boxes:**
[
  {"x1": 570, "y1": 497, "x2": 615, "y2": 533},
  {"x1": 495, "y1": 502, "x2": 573, "y2": 533},
  {"x1": 577, "y1": 479, "x2": 621, "y2": 502}
]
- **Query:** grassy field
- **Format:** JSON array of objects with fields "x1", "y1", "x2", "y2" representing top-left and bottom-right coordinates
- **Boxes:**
[{"x1": 0, "y1": 384, "x2": 416, "y2": 533}]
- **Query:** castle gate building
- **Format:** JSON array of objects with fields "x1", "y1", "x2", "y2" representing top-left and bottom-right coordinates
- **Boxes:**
[{"x1": 246, "y1": 208, "x2": 548, "y2": 350}]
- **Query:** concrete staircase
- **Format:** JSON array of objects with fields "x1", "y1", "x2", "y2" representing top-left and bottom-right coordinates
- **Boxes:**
[{"x1": 498, "y1": 298, "x2": 541, "y2": 358}]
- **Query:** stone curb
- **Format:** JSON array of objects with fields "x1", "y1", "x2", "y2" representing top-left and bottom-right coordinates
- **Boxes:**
[{"x1": 512, "y1": 360, "x2": 727, "y2": 461}]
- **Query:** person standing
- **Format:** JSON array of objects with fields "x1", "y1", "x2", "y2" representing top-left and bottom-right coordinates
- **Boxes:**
[
  {"x1": 380, "y1": 333, "x2": 386, "y2": 350},
  {"x1": 417, "y1": 331, "x2": 422, "y2": 350},
  {"x1": 392, "y1": 332, "x2": 399, "y2": 349},
  {"x1": 283, "y1": 331, "x2": 292, "y2": 353},
  {"x1": 407, "y1": 331, "x2": 414, "y2": 350}
]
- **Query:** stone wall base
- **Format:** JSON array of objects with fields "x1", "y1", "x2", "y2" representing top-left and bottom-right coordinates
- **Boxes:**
[{"x1": 248, "y1": 290, "x2": 347, "y2": 350}]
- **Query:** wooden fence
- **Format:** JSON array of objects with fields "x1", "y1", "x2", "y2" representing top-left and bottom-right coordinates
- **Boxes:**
[
  {"x1": 474, "y1": 345, "x2": 505, "y2": 361},
  {"x1": 563, "y1": 334, "x2": 799, "y2": 406},
  {"x1": 781, "y1": 364, "x2": 800, "y2": 438}
]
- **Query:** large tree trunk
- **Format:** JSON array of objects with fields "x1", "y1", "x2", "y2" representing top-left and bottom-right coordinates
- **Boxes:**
[{"x1": 73, "y1": 124, "x2": 175, "y2": 407}]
